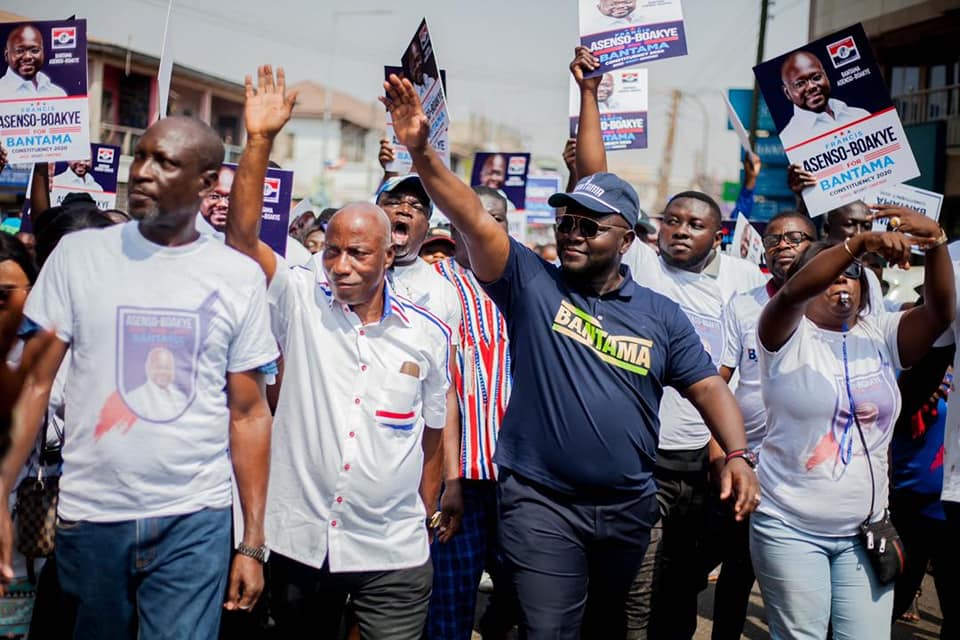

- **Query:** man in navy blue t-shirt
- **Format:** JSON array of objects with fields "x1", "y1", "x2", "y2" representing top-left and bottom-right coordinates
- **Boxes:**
[{"x1": 383, "y1": 71, "x2": 758, "y2": 639}]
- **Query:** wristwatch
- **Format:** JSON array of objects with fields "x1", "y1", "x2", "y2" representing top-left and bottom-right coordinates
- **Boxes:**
[
  {"x1": 724, "y1": 448, "x2": 758, "y2": 469},
  {"x1": 236, "y1": 542, "x2": 270, "y2": 564}
]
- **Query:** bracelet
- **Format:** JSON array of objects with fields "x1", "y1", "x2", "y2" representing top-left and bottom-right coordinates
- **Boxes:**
[
  {"x1": 843, "y1": 238, "x2": 860, "y2": 261},
  {"x1": 926, "y1": 229, "x2": 948, "y2": 250},
  {"x1": 724, "y1": 448, "x2": 749, "y2": 462}
]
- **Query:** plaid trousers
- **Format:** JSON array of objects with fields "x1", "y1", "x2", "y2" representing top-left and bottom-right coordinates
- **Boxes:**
[{"x1": 424, "y1": 480, "x2": 500, "y2": 640}]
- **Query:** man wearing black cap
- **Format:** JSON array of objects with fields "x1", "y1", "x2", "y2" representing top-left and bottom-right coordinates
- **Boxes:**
[{"x1": 384, "y1": 69, "x2": 757, "y2": 639}]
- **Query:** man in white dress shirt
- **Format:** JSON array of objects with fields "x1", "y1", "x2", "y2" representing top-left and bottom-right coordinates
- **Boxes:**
[
  {"x1": 225, "y1": 65, "x2": 452, "y2": 639},
  {"x1": 778, "y1": 51, "x2": 870, "y2": 147},
  {"x1": 125, "y1": 346, "x2": 189, "y2": 423},
  {"x1": 0, "y1": 25, "x2": 67, "y2": 99},
  {"x1": 53, "y1": 160, "x2": 105, "y2": 191}
]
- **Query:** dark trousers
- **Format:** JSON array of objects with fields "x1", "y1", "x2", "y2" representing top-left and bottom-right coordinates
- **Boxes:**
[
  {"x1": 626, "y1": 446, "x2": 712, "y2": 640},
  {"x1": 424, "y1": 479, "x2": 516, "y2": 640},
  {"x1": 701, "y1": 502, "x2": 755, "y2": 640},
  {"x1": 498, "y1": 470, "x2": 659, "y2": 640},
  {"x1": 269, "y1": 553, "x2": 432, "y2": 640},
  {"x1": 891, "y1": 494, "x2": 960, "y2": 639}
]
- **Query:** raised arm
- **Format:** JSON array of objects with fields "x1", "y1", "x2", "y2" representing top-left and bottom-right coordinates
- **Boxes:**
[
  {"x1": 758, "y1": 231, "x2": 916, "y2": 351},
  {"x1": 875, "y1": 206, "x2": 956, "y2": 368},
  {"x1": 225, "y1": 65, "x2": 298, "y2": 284},
  {"x1": 30, "y1": 162, "x2": 50, "y2": 217},
  {"x1": 570, "y1": 47, "x2": 606, "y2": 178},
  {"x1": 381, "y1": 75, "x2": 509, "y2": 282}
]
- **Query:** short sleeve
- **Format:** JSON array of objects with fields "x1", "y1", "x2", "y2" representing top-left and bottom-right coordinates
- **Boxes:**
[
  {"x1": 227, "y1": 273, "x2": 280, "y2": 373},
  {"x1": 720, "y1": 298, "x2": 742, "y2": 369},
  {"x1": 482, "y1": 238, "x2": 552, "y2": 318},
  {"x1": 266, "y1": 257, "x2": 304, "y2": 350},
  {"x1": 421, "y1": 326, "x2": 451, "y2": 429},
  {"x1": 24, "y1": 234, "x2": 75, "y2": 343},
  {"x1": 875, "y1": 310, "x2": 906, "y2": 371},
  {"x1": 663, "y1": 302, "x2": 719, "y2": 391},
  {"x1": 438, "y1": 283, "x2": 463, "y2": 348}
]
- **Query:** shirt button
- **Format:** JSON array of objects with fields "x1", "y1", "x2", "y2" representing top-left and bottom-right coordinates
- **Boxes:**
[
  {"x1": 359, "y1": 330, "x2": 365, "y2": 336},
  {"x1": 348, "y1": 431, "x2": 356, "y2": 438},
  {"x1": 336, "y1": 496, "x2": 343, "y2": 504},
  {"x1": 331, "y1": 520, "x2": 337, "y2": 527},
  {"x1": 354, "y1": 398, "x2": 361, "y2": 405},
  {"x1": 361, "y1": 365, "x2": 367, "y2": 372},
  {"x1": 344, "y1": 463, "x2": 351, "y2": 471}
]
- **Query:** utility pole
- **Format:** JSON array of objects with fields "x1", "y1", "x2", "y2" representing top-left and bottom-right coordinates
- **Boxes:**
[
  {"x1": 748, "y1": 0, "x2": 770, "y2": 145},
  {"x1": 656, "y1": 89, "x2": 682, "y2": 206}
]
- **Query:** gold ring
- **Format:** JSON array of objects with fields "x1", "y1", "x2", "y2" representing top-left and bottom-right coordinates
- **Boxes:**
[{"x1": 889, "y1": 216, "x2": 902, "y2": 229}]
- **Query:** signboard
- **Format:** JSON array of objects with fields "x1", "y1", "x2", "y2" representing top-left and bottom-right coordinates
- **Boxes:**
[
  {"x1": 570, "y1": 69, "x2": 648, "y2": 150},
  {"x1": 470, "y1": 152, "x2": 530, "y2": 211},
  {"x1": 50, "y1": 143, "x2": 121, "y2": 209},
  {"x1": 524, "y1": 174, "x2": 562, "y2": 225},
  {"x1": 579, "y1": 0, "x2": 688, "y2": 74},
  {"x1": 0, "y1": 19, "x2": 90, "y2": 163},
  {"x1": 221, "y1": 162, "x2": 293, "y2": 256},
  {"x1": 730, "y1": 213, "x2": 764, "y2": 265},
  {"x1": 753, "y1": 23, "x2": 920, "y2": 216}
]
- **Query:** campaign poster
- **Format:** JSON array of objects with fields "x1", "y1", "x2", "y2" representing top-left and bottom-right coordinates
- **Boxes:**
[
  {"x1": 723, "y1": 92, "x2": 752, "y2": 154},
  {"x1": 0, "y1": 19, "x2": 90, "y2": 163},
  {"x1": 569, "y1": 69, "x2": 648, "y2": 151},
  {"x1": 753, "y1": 23, "x2": 919, "y2": 216},
  {"x1": 384, "y1": 20, "x2": 450, "y2": 174},
  {"x1": 525, "y1": 174, "x2": 563, "y2": 225},
  {"x1": 730, "y1": 213, "x2": 764, "y2": 265},
  {"x1": 579, "y1": 0, "x2": 687, "y2": 75},
  {"x1": 384, "y1": 65, "x2": 446, "y2": 175},
  {"x1": 220, "y1": 162, "x2": 292, "y2": 256},
  {"x1": 470, "y1": 152, "x2": 530, "y2": 210},
  {"x1": 50, "y1": 143, "x2": 120, "y2": 209},
  {"x1": 870, "y1": 184, "x2": 943, "y2": 254}
]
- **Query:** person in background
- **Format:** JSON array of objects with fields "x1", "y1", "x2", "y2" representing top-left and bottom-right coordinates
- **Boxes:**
[
  {"x1": 821, "y1": 200, "x2": 887, "y2": 313},
  {"x1": 13, "y1": 233, "x2": 33, "y2": 262},
  {"x1": 731, "y1": 152, "x2": 761, "y2": 219},
  {"x1": 711, "y1": 210, "x2": 815, "y2": 639},
  {"x1": 302, "y1": 221, "x2": 325, "y2": 255},
  {"x1": 419, "y1": 228, "x2": 455, "y2": 265},
  {"x1": 753, "y1": 207, "x2": 954, "y2": 639},
  {"x1": 538, "y1": 243, "x2": 558, "y2": 263}
]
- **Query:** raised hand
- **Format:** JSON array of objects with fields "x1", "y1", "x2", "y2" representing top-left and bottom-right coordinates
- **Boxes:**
[
  {"x1": 380, "y1": 74, "x2": 429, "y2": 153},
  {"x1": 787, "y1": 163, "x2": 816, "y2": 196},
  {"x1": 744, "y1": 152, "x2": 761, "y2": 182},
  {"x1": 243, "y1": 65, "x2": 298, "y2": 141},
  {"x1": 562, "y1": 138, "x2": 577, "y2": 172},
  {"x1": 378, "y1": 138, "x2": 396, "y2": 170},
  {"x1": 869, "y1": 204, "x2": 942, "y2": 240},
  {"x1": 858, "y1": 231, "x2": 919, "y2": 269},
  {"x1": 570, "y1": 46, "x2": 602, "y2": 92}
]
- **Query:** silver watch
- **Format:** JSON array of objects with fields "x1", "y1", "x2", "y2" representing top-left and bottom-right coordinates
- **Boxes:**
[{"x1": 236, "y1": 542, "x2": 270, "y2": 563}]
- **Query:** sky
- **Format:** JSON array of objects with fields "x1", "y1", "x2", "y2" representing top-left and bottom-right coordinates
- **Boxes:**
[{"x1": 10, "y1": 0, "x2": 811, "y2": 185}]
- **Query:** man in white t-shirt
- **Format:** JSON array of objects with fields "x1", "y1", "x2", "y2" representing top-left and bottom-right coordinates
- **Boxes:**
[
  {"x1": 53, "y1": 160, "x2": 105, "y2": 192},
  {"x1": 0, "y1": 115, "x2": 278, "y2": 637},
  {"x1": 224, "y1": 67, "x2": 452, "y2": 638},
  {"x1": 621, "y1": 190, "x2": 767, "y2": 638}
]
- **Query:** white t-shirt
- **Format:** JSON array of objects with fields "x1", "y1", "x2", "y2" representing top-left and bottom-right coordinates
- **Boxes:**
[
  {"x1": 757, "y1": 313, "x2": 903, "y2": 536},
  {"x1": 721, "y1": 283, "x2": 771, "y2": 453},
  {"x1": 390, "y1": 258, "x2": 462, "y2": 347},
  {"x1": 24, "y1": 222, "x2": 278, "y2": 522},
  {"x1": 624, "y1": 242, "x2": 767, "y2": 450},
  {"x1": 864, "y1": 268, "x2": 886, "y2": 316}
]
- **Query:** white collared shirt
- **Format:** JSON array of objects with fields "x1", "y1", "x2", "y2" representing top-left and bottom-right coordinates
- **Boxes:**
[
  {"x1": 265, "y1": 258, "x2": 451, "y2": 572},
  {"x1": 53, "y1": 170, "x2": 104, "y2": 191},
  {"x1": 0, "y1": 70, "x2": 67, "y2": 99},
  {"x1": 779, "y1": 98, "x2": 872, "y2": 147},
  {"x1": 390, "y1": 257, "x2": 462, "y2": 347}
]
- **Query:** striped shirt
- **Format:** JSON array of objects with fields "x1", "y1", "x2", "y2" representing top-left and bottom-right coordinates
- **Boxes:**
[{"x1": 435, "y1": 258, "x2": 511, "y2": 480}]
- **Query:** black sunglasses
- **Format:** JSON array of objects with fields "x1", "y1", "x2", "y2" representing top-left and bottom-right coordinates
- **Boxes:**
[
  {"x1": 761, "y1": 231, "x2": 813, "y2": 250},
  {"x1": 843, "y1": 262, "x2": 862, "y2": 279},
  {"x1": 555, "y1": 214, "x2": 628, "y2": 239},
  {"x1": 0, "y1": 284, "x2": 30, "y2": 306}
]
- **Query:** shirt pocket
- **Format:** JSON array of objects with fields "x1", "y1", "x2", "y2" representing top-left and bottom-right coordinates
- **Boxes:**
[{"x1": 373, "y1": 372, "x2": 421, "y2": 435}]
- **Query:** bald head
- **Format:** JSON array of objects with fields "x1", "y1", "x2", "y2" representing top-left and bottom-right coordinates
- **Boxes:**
[
  {"x1": 5, "y1": 25, "x2": 44, "y2": 81},
  {"x1": 327, "y1": 203, "x2": 392, "y2": 249},
  {"x1": 151, "y1": 116, "x2": 225, "y2": 171},
  {"x1": 781, "y1": 51, "x2": 831, "y2": 113},
  {"x1": 322, "y1": 203, "x2": 395, "y2": 308}
]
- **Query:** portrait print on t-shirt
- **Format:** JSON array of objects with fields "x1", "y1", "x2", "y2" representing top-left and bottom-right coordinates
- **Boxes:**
[
  {"x1": 682, "y1": 309, "x2": 723, "y2": 367},
  {"x1": 805, "y1": 367, "x2": 898, "y2": 471}
]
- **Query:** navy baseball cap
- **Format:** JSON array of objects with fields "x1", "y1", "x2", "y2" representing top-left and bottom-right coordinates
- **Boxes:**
[
  {"x1": 375, "y1": 175, "x2": 432, "y2": 217},
  {"x1": 548, "y1": 173, "x2": 640, "y2": 227}
]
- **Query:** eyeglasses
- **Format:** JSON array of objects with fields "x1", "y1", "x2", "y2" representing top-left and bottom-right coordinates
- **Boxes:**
[
  {"x1": 0, "y1": 284, "x2": 31, "y2": 306},
  {"x1": 842, "y1": 262, "x2": 862, "y2": 279},
  {"x1": 554, "y1": 214, "x2": 628, "y2": 239},
  {"x1": 790, "y1": 72, "x2": 825, "y2": 91},
  {"x1": 761, "y1": 231, "x2": 813, "y2": 249}
]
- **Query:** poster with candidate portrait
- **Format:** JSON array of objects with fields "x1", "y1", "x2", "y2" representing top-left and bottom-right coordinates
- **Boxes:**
[
  {"x1": 579, "y1": 0, "x2": 687, "y2": 76},
  {"x1": 869, "y1": 183, "x2": 943, "y2": 254},
  {"x1": 524, "y1": 174, "x2": 563, "y2": 225},
  {"x1": 384, "y1": 19, "x2": 450, "y2": 174},
  {"x1": 221, "y1": 162, "x2": 292, "y2": 257},
  {"x1": 730, "y1": 213, "x2": 764, "y2": 266},
  {"x1": 384, "y1": 65, "x2": 446, "y2": 175},
  {"x1": 471, "y1": 152, "x2": 530, "y2": 211},
  {"x1": 753, "y1": 23, "x2": 919, "y2": 216},
  {"x1": 0, "y1": 19, "x2": 90, "y2": 163},
  {"x1": 569, "y1": 69, "x2": 648, "y2": 151},
  {"x1": 50, "y1": 143, "x2": 120, "y2": 210}
]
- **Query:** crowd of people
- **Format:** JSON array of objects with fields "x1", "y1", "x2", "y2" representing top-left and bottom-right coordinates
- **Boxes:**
[{"x1": 0, "y1": 39, "x2": 957, "y2": 640}]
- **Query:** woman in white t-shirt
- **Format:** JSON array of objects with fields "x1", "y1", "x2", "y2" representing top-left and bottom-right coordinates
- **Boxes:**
[{"x1": 751, "y1": 207, "x2": 955, "y2": 640}]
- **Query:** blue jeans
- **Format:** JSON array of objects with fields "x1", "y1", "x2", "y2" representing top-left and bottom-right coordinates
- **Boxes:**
[
  {"x1": 56, "y1": 507, "x2": 231, "y2": 639},
  {"x1": 749, "y1": 511, "x2": 894, "y2": 640}
]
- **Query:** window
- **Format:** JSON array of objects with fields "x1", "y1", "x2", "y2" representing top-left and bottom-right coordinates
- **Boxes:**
[{"x1": 339, "y1": 121, "x2": 367, "y2": 164}]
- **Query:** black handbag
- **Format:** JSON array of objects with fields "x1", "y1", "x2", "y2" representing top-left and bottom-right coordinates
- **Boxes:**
[{"x1": 852, "y1": 410, "x2": 905, "y2": 585}]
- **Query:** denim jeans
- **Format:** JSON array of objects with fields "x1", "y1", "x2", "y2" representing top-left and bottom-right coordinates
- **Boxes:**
[
  {"x1": 56, "y1": 507, "x2": 232, "y2": 639},
  {"x1": 749, "y1": 511, "x2": 894, "y2": 640}
]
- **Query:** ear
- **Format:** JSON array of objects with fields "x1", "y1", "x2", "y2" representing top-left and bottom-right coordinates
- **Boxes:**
[
  {"x1": 384, "y1": 245, "x2": 396, "y2": 271},
  {"x1": 619, "y1": 229, "x2": 636, "y2": 255},
  {"x1": 199, "y1": 168, "x2": 218, "y2": 198},
  {"x1": 713, "y1": 227, "x2": 723, "y2": 249}
]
